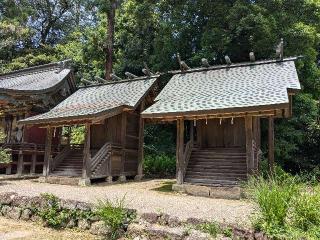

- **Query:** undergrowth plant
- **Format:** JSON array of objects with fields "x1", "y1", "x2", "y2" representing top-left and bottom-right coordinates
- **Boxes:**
[
  {"x1": 94, "y1": 196, "x2": 136, "y2": 239},
  {"x1": 197, "y1": 221, "x2": 232, "y2": 238},
  {"x1": 143, "y1": 154, "x2": 176, "y2": 177},
  {"x1": 246, "y1": 168, "x2": 320, "y2": 239},
  {"x1": 37, "y1": 193, "x2": 69, "y2": 228}
]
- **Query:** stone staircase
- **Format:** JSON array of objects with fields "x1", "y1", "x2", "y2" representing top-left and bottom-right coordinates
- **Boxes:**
[{"x1": 184, "y1": 148, "x2": 247, "y2": 186}]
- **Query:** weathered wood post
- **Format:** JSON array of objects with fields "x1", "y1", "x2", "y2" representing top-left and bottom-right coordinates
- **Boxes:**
[
  {"x1": 245, "y1": 116, "x2": 254, "y2": 175},
  {"x1": 30, "y1": 145, "x2": 37, "y2": 174},
  {"x1": 176, "y1": 118, "x2": 185, "y2": 185},
  {"x1": 135, "y1": 103, "x2": 145, "y2": 181},
  {"x1": 119, "y1": 112, "x2": 127, "y2": 182},
  {"x1": 190, "y1": 120, "x2": 194, "y2": 146},
  {"x1": 43, "y1": 127, "x2": 53, "y2": 176},
  {"x1": 80, "y1": 123, "x2": 91, "y2": 185},
  {"x1": 17, "y1": 150, "x2": 23, "y2": 176},
  {"x1": 268, "y1": 117, "x2": 275, "y2": 174}
]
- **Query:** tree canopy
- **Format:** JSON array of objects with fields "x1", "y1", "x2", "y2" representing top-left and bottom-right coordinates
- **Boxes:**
[{"x1": 0, "y1": 0, "x2": 319, "y2": 172}]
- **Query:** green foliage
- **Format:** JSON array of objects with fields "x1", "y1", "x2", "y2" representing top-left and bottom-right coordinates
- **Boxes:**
[
  {"x1": 197, "y1": 221, "x2": 232, "y2": 238},
  {"x1": 0, "y1": 0, "x2": 319, "y2": 173},
  {"x1": 143, "y1": 154, "x2": 176, "y2": 177},
  {"x1": 0, "y1": 131, "x2": 11, "y2": 164},
  {"x1": 70, "y1": 126, "x2": 85, "y2": 144},
  {"x1": 246, "y1": 171, "x2": 320, "y2": 239},
  {"x1": 94, "y1": 197, "x2": 135, "y2": 239},
  {"x1": 37, "y1": 193, "x2": 69, "y2": 228}
]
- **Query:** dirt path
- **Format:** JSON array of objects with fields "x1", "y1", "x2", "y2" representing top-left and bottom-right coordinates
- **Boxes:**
[
  {"x1": 0, "y1": 179, "x2": 253, "y2": 227},
  {"x1": 0, "y1": 217, "x2": 97, "y2": 240}
]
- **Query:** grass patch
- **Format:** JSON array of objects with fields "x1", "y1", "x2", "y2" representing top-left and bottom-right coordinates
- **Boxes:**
[
  {"x1": 94, "y1": 196, "x2": 136, "y2": 239},
  {"x1": 151, "y1": 180, "x2": 175, "y2": 193},
  {"x1": 245, "y1": 170, "x2": 320, "y2": 239},
  {"x1": 197, "y1": 221, "x2": 233, "y2": 238}
]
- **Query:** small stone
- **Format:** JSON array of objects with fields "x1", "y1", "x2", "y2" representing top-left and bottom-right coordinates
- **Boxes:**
[
  {"x1": 28, "y1": 196, "x2": 44, "y2": 209},
  {"x1": 146, "y1": 224, "x2": 186, "y2": 239},
  {"x1": 7, "y1": 207, "x2": 21, "y2": 220},
  {"x1": 90, "y1": 221, "x2": 112, "y2": 236},
  {"x1": 76, "y1": 201, "x2": 92, "y2": 211},
  {"x1": 78, "y1": 219, "x2": 91, "y2": 230},
  {"x1": 127, "y1": 223, "x2": 145, "y2": 235},
  {"x1": 30, "y1": 214, "x2": 42, "y2": 223},
  {"x1": 11, "y1": 195, "x2": 30, "y2": 207},
  {"x1": 186, "y1": 217, "x2": 205, "y2": 225},
  {"x1": 254, "y1": 232, "x2": 267, "y2": 240},
  {"x1": 60, "y1": 199, "x2": 78, "y2": 210},
  {"x1": 158, "y1": 213, "x2": 170, "y2": 225},
  {"x1": 20, "y1": 209, "x2": 32, "y2": 221},
  {"x1": 141, "y1": 212, "x2": 159, "y2": 224},
  {"x1": 0, "y1": 192, "x2": 18, "y2": 205},
  {"x1": 168, "y1": 216, "x2": 181, "y2": 227},
  {"x1": 66, "y1": 219, "x2": 77, "y2": 228},
  {"x1": 1, "y1": 205, "x2": 11, "y2": 216}
]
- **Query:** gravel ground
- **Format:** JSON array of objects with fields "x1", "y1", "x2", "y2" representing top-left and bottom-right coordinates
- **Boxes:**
[
  {"x1": 0, "y1": 217, "x2": 96, "y2": 240},
  {"x1": 0, "y1": 179, "x2": 254, "y2": 227}
]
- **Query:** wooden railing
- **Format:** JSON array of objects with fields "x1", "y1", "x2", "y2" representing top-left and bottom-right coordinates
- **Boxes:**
[
  {"x1": 183, "y1": 140, "x2": 193, "y2": 177},
  {"x1": 52, "y1": 145, "x2": 71, "y2": 171},
  {"x1": 2, "y1": 142, "x2": 61, "y2": 154},
  {"x1": 91, "y1": 142, "x2": 112, "y2": 178}
]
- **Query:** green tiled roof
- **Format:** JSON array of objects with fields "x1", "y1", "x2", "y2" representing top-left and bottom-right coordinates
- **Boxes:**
[
  {"x1": 0, "y1": 62, "x2": 72, "y2": 93},
  {"x1": 142, "y1": 58, "x2": 300, "y2": 118},
  {"x1": 20, "y1": 77, "x2": 157, "y2": 124}
]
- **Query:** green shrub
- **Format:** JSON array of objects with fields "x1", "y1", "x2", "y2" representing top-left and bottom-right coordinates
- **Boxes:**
[
  {"x1": 37, "y1": 193, "x2": 70, "y2": 228},
  {"x1": 0, "y1": 131, "x2": 11, "y2": 164},
  {"x1": 94, "y1": 197, "x2": 136, "y2": 239},
  {"x1": 246, "y1": 175, "x2": 300, "y2": 236},
  {"x1": 289, "y1": 188, "x2": 320, "y2": 232},
  {"x1": 143, "y1": 154, "x2": 176, "y2": 177}
]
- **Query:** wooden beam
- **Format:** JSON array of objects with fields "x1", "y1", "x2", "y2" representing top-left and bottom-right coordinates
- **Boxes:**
[
  {"x1": 245, "y1": 116, "x2": 254, "y2": 175},
  {"x1": 268, "y1": 117, "x2": 275, "y2": 174},
  {"x1": 176, "y1": 119, "x2": 184, "y2": 184},
  {"x1": 43, "y1": 127, "x2": 53, "y2": 176},
  {"x1": 135, "y1": 101, "x2": 145, "y2": 180},
  {"x1": 119, "y1": 112, "x2": 127, "y2": 182},
  {"x1": 82, "y1": 123, "x2": 91, "y2": 180}
]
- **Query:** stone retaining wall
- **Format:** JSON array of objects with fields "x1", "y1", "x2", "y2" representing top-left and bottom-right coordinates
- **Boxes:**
[
  {"x1": 0, "y1": 192, "x2": 267, "y2": 240},
  {"x1": 0, "y1": 192, "x2": 133, "y2": 236}
]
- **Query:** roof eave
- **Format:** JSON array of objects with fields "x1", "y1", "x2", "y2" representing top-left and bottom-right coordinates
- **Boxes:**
[{"x1": 141, "y1": 103, "x2": 289, "y2": 119}]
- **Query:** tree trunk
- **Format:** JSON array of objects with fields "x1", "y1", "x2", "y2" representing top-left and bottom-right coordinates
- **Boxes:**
[{"x1": 105, "y1": 1, "x2": 117, "y2": 80}]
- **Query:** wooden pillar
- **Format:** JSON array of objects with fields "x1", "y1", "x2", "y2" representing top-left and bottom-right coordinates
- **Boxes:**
[
  {"x1": 190, "y1": 120, "x2": 194, "y2": 146},
  {"x1": 197, "y1": 120, "x2": 202, "y2": 148},
  {"x1": 135, "y1": 102, "x2": 145, "y2": 180},
  {"x1": 82, "y1": 123, "x2": 91, "y2": 180},
  {"x1": 176, "y1": 119, "x2": 185, "y2": 185},
  {"x1": 30, "y1": 146, "x2": 37, "y2": 174},
  {"x1": 268, "y1": 117, "x2": 275, "y2": 174},
  {"x1": 17, "y1": 150, "x2": 23, "y2": 176},
  {"x1": 43, "y1": 127, "x2": 53, "y2": 176},
  {"x1": 119, "y1": 112, "x2": 127, "y2": 182},
  {"x1": 245, "y1": 116, "x2": 254, "y2": 175}
]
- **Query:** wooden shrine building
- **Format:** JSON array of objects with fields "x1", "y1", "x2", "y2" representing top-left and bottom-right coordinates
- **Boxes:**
[
  {"x1": 20, "y1": 76, "x2": 158, "y2": 185},
  {"x1": 142, "y1": 57, "x2": 301, "y2": 187},
  {"x1": 0, "y1": 61, "x2": 76, "y2": 175}
]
